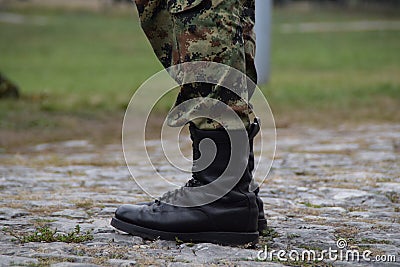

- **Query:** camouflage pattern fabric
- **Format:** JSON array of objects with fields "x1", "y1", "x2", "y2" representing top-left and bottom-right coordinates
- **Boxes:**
[{"x1": 134, "y1": 0, "x2": 257, "y2": 129}]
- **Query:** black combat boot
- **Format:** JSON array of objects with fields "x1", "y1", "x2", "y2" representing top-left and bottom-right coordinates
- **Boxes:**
[
  {"x1": 133, "y1": 119, "x2": 267, "y2": 235},
  {"x1": 255, "y1": 188, "x2": 267, "y2": 234},
  {"x1": 111, "y1": 122, "x2": 261, "y2": 245},
  {"x1": 247, "y1": 121, "x2": 268, "y2": 234}
]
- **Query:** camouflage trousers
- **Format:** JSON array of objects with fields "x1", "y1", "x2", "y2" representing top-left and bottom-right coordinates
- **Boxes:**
[{"x1": 134, "y1": 0, "x2": 257, "y2": 129}]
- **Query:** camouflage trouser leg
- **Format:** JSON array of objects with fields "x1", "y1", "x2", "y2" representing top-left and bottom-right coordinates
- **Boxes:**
[{"x1": 134, "y1": 0, "x2": 257, "y2": 130}]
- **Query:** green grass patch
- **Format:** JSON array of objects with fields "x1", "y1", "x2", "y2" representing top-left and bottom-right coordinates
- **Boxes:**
[
  {"x1": 385, "y1": 192, "x2": 400, "y2": 203},
  {"x1": 259, "y1": 226, "x2": 280, "y2": 248},
  {"x1": 0, "y1": 5, "x2": 399, "y2": 146},
  {"x1": 0, "y1": 6, "x2": 160, "y2": 111},
  {"x1": 359, "y1": 238, "x2": 392, "y2": 245},
  {"x1": 300, "y1": 202, "x2": 322, "y2": 208},
  {"x1": 3, "y1": 225, "x2": 93, "y2": 243},
  {"x1": 265, "y1": 7, "x2": 400, "y2": 124},
  {"x1": 73, "y1": 199, "x2": 96, "y2": 209}
]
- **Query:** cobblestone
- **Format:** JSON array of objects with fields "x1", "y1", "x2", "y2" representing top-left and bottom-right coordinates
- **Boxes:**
[{"x1": 1, "y1": 124, "x2": 399, "y2": 266}]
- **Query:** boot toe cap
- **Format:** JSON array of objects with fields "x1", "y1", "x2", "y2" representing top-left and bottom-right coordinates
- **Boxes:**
[{"x1": 115, "y1": 204, "x2": 143, "y2": 223}]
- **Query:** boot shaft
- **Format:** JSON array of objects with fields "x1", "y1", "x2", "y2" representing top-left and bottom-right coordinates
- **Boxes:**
[{"x1": 189, "y1": 119, "x2": 260, "y2": 193}]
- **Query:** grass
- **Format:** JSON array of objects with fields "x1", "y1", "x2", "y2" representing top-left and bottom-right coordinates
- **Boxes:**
[
  {"x1": 300, "y1": 201, "x2": 322, "y2": 209},
  {"x1": 359, "y1": 238, "x2": 392, "y2": 245},
  {"x1": 385, "y1": 192, "x2": 400, "y2": 203},
  {"x1": 0, "y1": 4, "x2": 399, "y2": 147},
  {"x1": 3, "y1": 224, "x2": 93, "y2": 243},
  {"x1": 259, "y1": 226, "x2": 280, "y2": 249},
  {"x1": 0, "y1": 7, "x2": 157, "y2": 108},
  {"x1": 268, "y1": 6, "x2": 400, "y2": 124},
  {"x1": 73, "y1": 199, "x2": 96, "y2": 209}
]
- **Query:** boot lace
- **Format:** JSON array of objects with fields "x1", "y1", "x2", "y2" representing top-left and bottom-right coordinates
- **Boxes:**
[{"x1": 155, "y1": 177, "x2": 203, "y2": 205}]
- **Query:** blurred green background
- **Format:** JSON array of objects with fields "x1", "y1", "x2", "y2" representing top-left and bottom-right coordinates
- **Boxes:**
[{"x1": 0, "y1": 0, "x2": 399, "y2": 148}]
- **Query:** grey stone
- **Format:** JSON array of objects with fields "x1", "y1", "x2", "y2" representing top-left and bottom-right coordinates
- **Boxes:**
[
  {"x1": 320, "y1": 207, "x2": 347, "y2": 213},
  {"x1": 51, "y1": 263, "x2": 101, "y2": 267},
  {"x1": 0, "y1": 255, "x2": 39, "y2": 266},
  {"x1": 355, "y1": 151, "x2": 397, "y2": 162},
  {"x1": 93, "y1": 233, "x2": 116, "y2": 243},
  {"x1": 52, "y1": 209, "x2": 89, "y2": 219},
  {"x1": 1, "y1": 123, "x2": 400, "y2": 266},
  {"x1": 108, "y1": 259, "x2": 137, "y2": 266},
  {"x1": 132, "y1": 236, "x2": 144, "y2": 245},
  {"x1": 175, "y1": 246, "x2": 227, "y2": 264},
  {"x1": 331, "y1": 189, "x2": 370, "y2": 201},
  {"x1": 376, "y1": 182, "x2": 400, "y2": 193},
  {"x1": 151, "y1": 239, "x2": 178, "y2": 249},
  {"x1": 99, "y1": 207, "x2": 116, "y2": 215},
  {"x1": 0, "y1": 208, "x2": 29, "y2": 220},
  {"x1": 113, "y1": 234, "x2": 142, "y2": 246},
  {"x1": 300, "y1": 143, "x2": 359, "y2": 152}
]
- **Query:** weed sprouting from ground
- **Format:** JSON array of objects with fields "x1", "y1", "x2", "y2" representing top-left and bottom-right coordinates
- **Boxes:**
[{"x1": 3, "y1": 225, "x2": 93, "y2": 243}]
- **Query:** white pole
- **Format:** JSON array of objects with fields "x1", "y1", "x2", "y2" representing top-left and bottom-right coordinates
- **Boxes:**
[{"x1": 255, "y1": 0, "x2": 271, "y2": 85}]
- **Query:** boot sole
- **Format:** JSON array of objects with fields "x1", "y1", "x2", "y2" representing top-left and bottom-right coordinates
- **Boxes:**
[{"x1": 111, "y1": 217, "x2": 258, "y2": 246}]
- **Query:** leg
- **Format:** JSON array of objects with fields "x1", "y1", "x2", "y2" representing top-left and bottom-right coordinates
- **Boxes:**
[
  {"x1": 111, "y1": 0, "x2": 264, "y2": 244},
  {"x1": 167, "y1": 0, "x2": 251, "y2": 130},
  {"x1": 242, "y1": 0, "x2": 268, "y2": 233},
  {"x1": 134, "y1": 0, "x2": 175, "y2": 69},
  {"x1": 135, "y1": 0, "x2": 253, "y2": 130}
]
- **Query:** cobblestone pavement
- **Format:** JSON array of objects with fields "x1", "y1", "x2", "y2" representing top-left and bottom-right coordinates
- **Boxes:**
[{"x1": 1, "y1": 124, "x2": 399, "y2": 266}]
